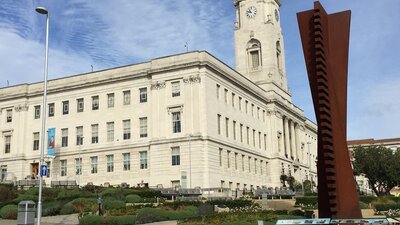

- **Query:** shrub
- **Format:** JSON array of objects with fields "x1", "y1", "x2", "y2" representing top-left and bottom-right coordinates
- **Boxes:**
[
  {"x1": 222, "y1": 221, "x2": 253, "y2": 225},
  {"x1": 359, "y1": 201, "x2": 369, "y2": 209},
  {"x1": 57, "y1": 188, "x2": 95, "y2": 201},
  {"x1": 0, "y1": 205, "x2": 18, "y2": 219},
  {"x1": 103, "y1": 199, "x2": 126, "y2": 210},
  {"x1": 207, "y1": 199, "x2": 253, "y2": 209},
  {"x1": 163, "y1": 201, "x2": 200, "y2": 210},
  {"x1": 359, "y1": 195, "x2": 377, "y2": 204},
  {"x1": 103, "y1": 215, "x2": 136, "y2": 225},
  {"x1": 375, "y1": 203, "x2": 400, "y2": 211},
  {"x1": 274, "y1": 210, "x2": 288, "y2": 215},
  {"x1": 304, "y1": 210, "x2": 314, "y2": 218},
  {"x1": 126, "y1": 194, "x2": 142, "y2": 203},
  {"x1": 0, "y1": 185, "x2": 17, "y2": 202},
  {"x1": 60, "y1": 198, "x2": 98, "y2": 215},
  {"x1": 79, "y1": 215, "x2": 102, "y2": 225},
  {"x1": 198, "y1": 203, "x2": 214, "y2": 217},
  {"x1": 43, "y1": 201, "x2": 65, "y2": 216},
  {"x1": 135, "y1": 206, "x2": 198, "y2": 224},
  {"x1": 289, "y1": 209, "x2": 305, "y2": 217},
  {"x1": 295, "y1": 196, "x2": 317, "y2": 208}
]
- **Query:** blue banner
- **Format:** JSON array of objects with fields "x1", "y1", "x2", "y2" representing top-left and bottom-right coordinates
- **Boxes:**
[{"x1": 48, "y1": 128, "x2": 55, "y2": 156}]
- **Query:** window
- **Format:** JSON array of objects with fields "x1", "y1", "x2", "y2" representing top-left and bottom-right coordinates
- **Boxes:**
[
  {"x1": 75, "y1": 158, "x2": 82, "y2": 175},
  {"x1": 255, "y1": 159, "x2": 257, "y2": 174},
  {"x1": 251, "y1": 104, "x2": 254, "y2": 117},
  {"x1": 91, "y1": 124, "x2": 99, "y2": 143},
  {"x1": 171, "y1": 147, "x2": 180, "y2": 166},
  {"x1": 60, "y1": 160, "x2": 67, "y2": 176},
  {"x1": 107, "y1": 93, "x2": 115, "y2": 108},
  {"x1": 62, "y1": 101, "x2": 69, "y2": 115},
  {"x1": 123, "y1": 153, "x2": 131, "y2": 171},
  {"x1": 123, "y1": 90, "x2": 131, "y2": 105},
  {"x1": 172, "y1": 81, "x2": 180, "y2": 97},
  {"x1": 123, "y1": 120, "x2": 131, "y2": 140},
  {"x1": 4, "y1": 136, "x2": 11, "y2": 153},
  {"x1": 92, "y1": 96, "x2": 99, "y2": 110},
  {"x1": 216, "y1": 84, "x2": 220, "y2": 99},
  {"x1": 233, "y1": 121, "x2": 236, "y2": 140},
  {"x1": 172, "y1": 112, "x2": 181, "y2": 133},
  {"x1": 33, "y1": 132, "x2": 39, "y2": 151},
  {"x1": 231, "y1": 93, "x2": 235, "y2": 107},
  {"x1": 235, "y1": 153, "x2": 238, "y2": 170},
  {"x1": 6, "y1": 109, "x2": 12, "y2": 122},
  {"x1": 0, "y1": 165, "x2": 6, "y2": 182},
  {"x1": 225, "y1": 117, "x2": 229, "y2": 138},
  {"x1": 224, "y1": 89, "x2": 228, "y2": 103},
  {"x1": 219, "y1": 148, "x2": 223, "y2": 167},
  {"x1": 61, "y1": 128, "x2": 68, "y2": 147},
  {"x1": 48, "y1": 103, "x2": 55, "y2": 117},
  {"x1": 140, "y1": 117, "x2": 148, "y2": 138},
  {"x1": 90, "y1": 156, "x2": 98, "y2": 174},
  {"x1": 276, "y1": 41, "x2": 282, "y2": 70},
  {"x1": 264, "y1": 134, "x2": 267, "y2": 151},
  {"x1": 263, "y1": 110, "x2": 266, "y2": 122},
  {"x1": 253, "y1": 129, "x2": 256, "y2": 147},
  {"x1": 77, "y1": 98, "x2": 84, "y2": 112},
  {"x1": 250, "y1": 51, "x2": 260, "y2": 69},
  {"x1": 238, "y1": 97, "x2": 242, "y2": 111},
  {"x1": 34, "y1": 105, "x2": 40, "y2": 119},
  {"x1": 242, "y1": 155, "x2": 245, "y2": 171},
  {"x1": 217, "y1": 114, "x2": 221, "y2": 135},
  {"x1": 248, "y1": 39, "x2": 262, "y2": 70},
  {"x1": 139, "y1": 88, "x2": 147, "y2": 103},
  {"x1": 240, "y1": 124, "x2": 243, "y2": 142},
  {"x1": 260, "y1": 160, "x2": 263, "y2": 175},
  {"x1": 107, "y1": 155, "x2": 114, "y2": 172},
  {"x1": 257, "y1": 107, "x2": 260, "y2": 119},
  {"x1": 245, "y1": 100, "x2": 248, "y2": 114},
  {"x1": 259, "y1": 132, "x2": 262, "y2": 148},
  {"x1": 107, "y1": 122, "x2": 114, "y2": 142},
  {"x1": 246, "y1": 127, "x2": 250, "y2": 145},
  {"x1": 76, "y1": 126, "x2": 83, "y2": 145},
  {"x1": 140, "y1": 151, "x2": 148, "y2": 169},
  {"x1": 227, "y1": 151, "x2": 231, "y2": 168},
  {"x1": 248, "y1": 156, "x2": 251, "y2": 173}
]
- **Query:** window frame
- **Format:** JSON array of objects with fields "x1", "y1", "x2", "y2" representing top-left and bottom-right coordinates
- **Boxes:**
[
  {"x1": 139, "y1": 117, "x2": 148, "y2": 138},
  {"x1": 48, "y1": 103, "x2": 55, "y2": 117},
  {"x1": 107, "y1": 93, "x2": 115, "y2": 108},
  {"x1": 123, "y1": 90, "x2": 131, "y2": 105},
  {"x1": 34, "y1": 105, "x2": 41, "y2": 119},
  {"x1": 62, "y1": 101, "x2": 69, "y2": 115},
  {"x1": 61, "y1": 128, "x2": 68, "y2": 147},
  {"x1": 172, "y1": 112, "x2": 181, "y2": 133},
  {"x1": 123, "y1": 119, "x2": 131, "y2": 140},
  {"x1": 171, "y1": 81, "x2": 180, "y2": 97},
  {"x1": 77, "y1": 98, "x2": 84, "y2": 112},
  {"x1": 139, "y1": 151, "x2": 148, "y2": 169},
  {"x1": 139, "y1": 88, "x2": 147, "y2": 103},
  {"x1": 92, "y1": 96, "x2": 99, "y2": 110},
  {"x1": 171, "y1": 147, "x2": 180, "y2": 166},
  {"x1": 33, "y1": 132, "x2": 40, "y2": 151}
]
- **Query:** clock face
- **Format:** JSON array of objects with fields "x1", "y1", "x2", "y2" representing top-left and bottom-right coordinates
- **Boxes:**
[
  {"x1": 275, "y1": 9, "x2": 280, "y2": 21},
  {"x1": 246, "y1": 6, "x2": 257, "y2": 18}
]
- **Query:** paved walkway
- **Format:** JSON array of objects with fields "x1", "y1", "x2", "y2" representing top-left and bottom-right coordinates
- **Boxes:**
[{"x1": 0, "y1": 214, "x2": 79, "y2": 225}]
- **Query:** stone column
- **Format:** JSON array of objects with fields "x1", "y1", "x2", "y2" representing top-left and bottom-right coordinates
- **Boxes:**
[
  {"x1": 284, "y1": 117, "x2": 290, "y2": 158},
  {"x1": 295, "y1": 123, "x2": 300, "y2": 161},
  {"x1": 289, "y1": 120, "x2": 295, "y2": 160}
]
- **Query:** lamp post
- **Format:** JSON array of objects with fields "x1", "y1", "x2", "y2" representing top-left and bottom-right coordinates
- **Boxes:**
[
  {"x1": 306, "y1": 142, "x2": 313, "y2": 193},
  {"x1": 36, "y1": 6, "x2": 49, "y2": 225}
]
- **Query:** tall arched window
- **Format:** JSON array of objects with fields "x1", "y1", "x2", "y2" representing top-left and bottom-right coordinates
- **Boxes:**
[
  {"x1": 247, "y1": 39, "x2": 262, "y2": 71},
  {"x1": 276, "y1": 41, "x2": 282, "y2": 70}
]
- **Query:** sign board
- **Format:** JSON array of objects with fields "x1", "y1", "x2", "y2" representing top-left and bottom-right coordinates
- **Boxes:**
[
  {"x1": 40, "y1": 165, "x2": 48, "y2": 177},
  {"x1": 276, "y1": 218, "x2": 389, "y2": 225},
  {"x1": 47, "y1": 128, "x2": 55, "y2": 156},
  {"x1": 277, "y1": 219, "x2": 330, "y2": 225}
]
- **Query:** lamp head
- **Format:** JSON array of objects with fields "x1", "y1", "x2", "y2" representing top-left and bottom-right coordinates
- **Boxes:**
[{"x1": 36, "y1": 7, "x2": 48, "y2": 15}]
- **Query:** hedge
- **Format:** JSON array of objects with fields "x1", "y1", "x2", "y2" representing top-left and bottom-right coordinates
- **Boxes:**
[
  {"x1": 0, "y1": 205, "x2": 18, "y2": 219},
  {"x1": 135, "y1": 206, "x2": 198, "y2": 224},
  {"x1": 103, "y1": 199, "x2": 126, "y2": 210},
  {"x1": 207, "y1": 199, "x2": 253, "y2": 209},
  {"x1": 79, "y1": 215, "x2": 136, "y2": 225},
  {"x1": 125, "y1": 194, "x2": 142, "y2": 203},
  {"x1": 295, "y1": 196, "x2": 317, "y2": 207},
  {"x1": 60, "y1": 198, "x2": 98, "y2": 215},
  {"x1": 375, "y1": 203, "x2": 400, "y2": 211}
]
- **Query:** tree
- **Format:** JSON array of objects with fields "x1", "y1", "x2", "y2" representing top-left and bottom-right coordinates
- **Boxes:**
[{"x1": 352, "y1": 145, "x2": 400, "y2": 196}]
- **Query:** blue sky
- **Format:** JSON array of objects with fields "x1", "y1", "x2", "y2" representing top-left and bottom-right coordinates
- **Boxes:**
[{"x1": 0, "y1": 0, "x2": 399, "y2": 140}]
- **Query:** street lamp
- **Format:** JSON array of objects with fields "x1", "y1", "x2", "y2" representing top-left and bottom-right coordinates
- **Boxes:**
[
  {"x1": 36, "y1": 6, "x2": 49, "y2": 225},
  {"x1": 306, "y1": 142, "x2": 313, "y2": 192}
]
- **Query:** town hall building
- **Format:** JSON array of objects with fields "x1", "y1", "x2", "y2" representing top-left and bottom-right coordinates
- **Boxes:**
[{"x1": 0, "y1": 0, "x2": 318, "y2": 194}]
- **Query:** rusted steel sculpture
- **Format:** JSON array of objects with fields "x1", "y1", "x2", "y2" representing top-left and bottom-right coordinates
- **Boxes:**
[{"x1": 297, "y1": 2, "x2": 362, "y2": 218}]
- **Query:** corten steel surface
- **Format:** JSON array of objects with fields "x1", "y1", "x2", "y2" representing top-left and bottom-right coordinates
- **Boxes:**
[{"x1": 297, "y1": 2, "x2": 362, "y2": 218}]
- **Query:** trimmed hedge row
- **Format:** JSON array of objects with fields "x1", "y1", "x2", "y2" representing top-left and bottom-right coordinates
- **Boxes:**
[
  {"x1": 0, "y1": 205, "x2": 18, "y2": 219},
  {"x1": 135, "y1": 206, "x2": 198, "y2": 224},
  {"x1": 79, "y1": 215, "x2": 136, "y2": 225},
  {"x1": 375, "y1": 203, "x2": 400, "y2": 211}
]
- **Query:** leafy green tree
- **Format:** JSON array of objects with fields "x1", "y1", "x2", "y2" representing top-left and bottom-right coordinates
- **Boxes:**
[{"x1": 352, "y1": 146, "x2": 400, "y2": 196}]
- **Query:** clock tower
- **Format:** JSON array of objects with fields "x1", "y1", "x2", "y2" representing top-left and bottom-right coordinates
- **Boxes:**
[{"x1": 234, "y1": 0, "x2": 291, "y2": 100}]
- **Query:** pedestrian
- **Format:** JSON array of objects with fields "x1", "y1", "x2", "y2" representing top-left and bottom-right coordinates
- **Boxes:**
[{"x1": 97, "y1": 196, "x2": 103, "y2": 216}]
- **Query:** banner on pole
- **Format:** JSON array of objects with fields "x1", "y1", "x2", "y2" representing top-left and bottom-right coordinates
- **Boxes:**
[{"x1": 48, "y1": 128, "x2": 55, "y2": 156}]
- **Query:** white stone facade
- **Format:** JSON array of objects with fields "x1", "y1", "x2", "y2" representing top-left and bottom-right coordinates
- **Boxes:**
[{"x1": 0, "y1": 0, "x2": 318, "y2": 193}]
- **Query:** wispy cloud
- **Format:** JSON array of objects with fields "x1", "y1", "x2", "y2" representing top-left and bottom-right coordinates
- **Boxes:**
[{"x1": 0, "y1": 0, "x2": 398, "y2": 139}]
